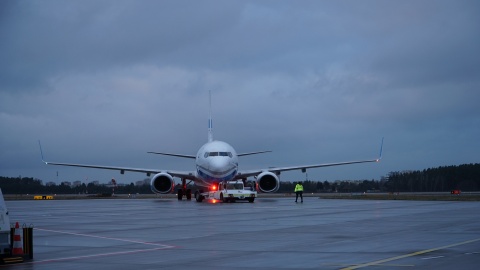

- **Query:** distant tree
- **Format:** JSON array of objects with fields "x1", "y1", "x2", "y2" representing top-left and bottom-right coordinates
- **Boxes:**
[
  {"x1": 323, "y1": 181, "x2": 331, "y2": 192},
  {"x1": 316, "y1": 181, "x2": 323, "y2": 191},
  {"x1": 384, "y1": 163, "x2": 480, "y2": 192}
]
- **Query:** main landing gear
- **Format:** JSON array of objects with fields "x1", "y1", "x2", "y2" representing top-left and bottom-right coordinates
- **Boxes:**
[{"x1": 177, "y1": 179, "x2": 192, "y2": 200}]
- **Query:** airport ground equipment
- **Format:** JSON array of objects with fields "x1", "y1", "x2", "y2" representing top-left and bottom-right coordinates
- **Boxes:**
[
  {"x1": 195, "y1": 180, "x2": 257, "y2": 203},
  {"x1": 0, "y1": 189, "x2": 10, "y2": 255},
  {"x1": 0, "y1": 189, "x2": 33, "y2": 264},
  {"x1": 34, "y1": 195, "x2": 54, "y2": 200}
]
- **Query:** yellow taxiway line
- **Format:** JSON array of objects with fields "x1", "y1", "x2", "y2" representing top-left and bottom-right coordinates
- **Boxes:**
[{"x1": 341, "y1": 237, "x2": 480, "y2": 270}]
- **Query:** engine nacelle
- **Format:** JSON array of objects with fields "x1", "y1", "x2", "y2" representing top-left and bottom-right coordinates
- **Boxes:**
[
  {"x1": 256, "y1": 171, "x2": 280, "y2": 193},
  {"x1": 150, "y1": 173, "x2": 175, "y2": 194}
]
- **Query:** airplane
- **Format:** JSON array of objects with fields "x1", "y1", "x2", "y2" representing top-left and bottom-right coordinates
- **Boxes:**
[{"x1": 40, "y1": 96, "x2": 383, "y2": 201}]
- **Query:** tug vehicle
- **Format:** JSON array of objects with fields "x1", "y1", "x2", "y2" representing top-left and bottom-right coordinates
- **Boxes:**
[{"x1": 195, "y1": 180, "x2": 256, "y2": 203}]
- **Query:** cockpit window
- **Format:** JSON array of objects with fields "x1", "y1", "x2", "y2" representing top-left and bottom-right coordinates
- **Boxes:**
[{"x1": 205, "y1": 152, "x2": 233, "y2": 158}]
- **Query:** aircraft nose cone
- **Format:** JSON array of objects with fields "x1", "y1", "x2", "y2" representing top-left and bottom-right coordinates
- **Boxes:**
[{"x1": 209, "y1": 158, "x2": 230, "y2": 172}]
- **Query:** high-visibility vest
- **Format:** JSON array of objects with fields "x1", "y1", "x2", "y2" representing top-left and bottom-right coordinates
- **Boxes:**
[{"x1": 294, "y1": 184, "x2": 303, "y2": 192}]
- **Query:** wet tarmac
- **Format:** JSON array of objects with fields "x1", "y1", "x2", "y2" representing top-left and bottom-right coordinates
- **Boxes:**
[{"x1": 4, "y1": 197, "x2": 480, "y2": 269}]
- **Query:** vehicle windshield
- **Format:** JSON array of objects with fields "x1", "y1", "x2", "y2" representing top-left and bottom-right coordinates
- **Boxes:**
[{"x1": 226, "y1": 182, "x2": 244, "y2": 190}]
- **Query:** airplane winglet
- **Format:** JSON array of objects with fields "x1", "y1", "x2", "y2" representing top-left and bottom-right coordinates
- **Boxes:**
[
  {"x1": 38, "y1": 140, "x2": 48, "y2": 164},
  {"x1": 376, "y1": 137, "x2": 384, "y2": 162}
]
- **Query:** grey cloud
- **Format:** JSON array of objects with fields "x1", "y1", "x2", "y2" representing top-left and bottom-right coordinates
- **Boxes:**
[{"x1": 1, "y1": 0, "x2": 479, "y2": 183}]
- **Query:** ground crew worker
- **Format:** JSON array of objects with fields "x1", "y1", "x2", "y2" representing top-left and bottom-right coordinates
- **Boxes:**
[{"x1": 294, "y1": 182, "x2": 304, "y2": 203}]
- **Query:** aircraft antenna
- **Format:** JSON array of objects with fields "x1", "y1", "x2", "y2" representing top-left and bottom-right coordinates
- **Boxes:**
[{"x1": 208, "y1": 91, "x2": 213, "y2": 142}]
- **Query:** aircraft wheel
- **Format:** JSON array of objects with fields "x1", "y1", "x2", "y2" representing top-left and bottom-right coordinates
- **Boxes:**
[
  {"x1": 220, "y1": 193, "x2": 226, "y2": 203},
  {"x1": 186, "y1": 189, "x2": 192, "y2": 200},
  {"x1": 177, "y1": 189, "x2": 183, "y2": 200}
]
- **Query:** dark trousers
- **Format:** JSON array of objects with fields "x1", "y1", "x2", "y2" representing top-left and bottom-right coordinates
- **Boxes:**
[{"x1": 295, "y1": 191, "x2": 303, "y2": 202}]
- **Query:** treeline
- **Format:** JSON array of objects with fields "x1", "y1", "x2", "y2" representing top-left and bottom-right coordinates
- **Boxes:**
[
  {"x1": 384, "y1": 163, "x2": 480, "y2": 192},
  {"x1": 277, "y1": 179, "x2": 380, "y2": 193},
  {"x1": 0, "y1": 177, "x2": 380, "y2": 194},
  {"x1": 283, "y1": 163, "x2": 480, "y2": 193},
  {"x1": 0, "y1": 177, "x2": 152, "y2": 195},
  {"x1": 1, "y1": 163, "x2": 479, "y2": 194}
]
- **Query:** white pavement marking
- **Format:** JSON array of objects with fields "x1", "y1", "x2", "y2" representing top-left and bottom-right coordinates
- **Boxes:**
[{"x1": 35, "y1": 228, "x2": 175, "y2": 248}]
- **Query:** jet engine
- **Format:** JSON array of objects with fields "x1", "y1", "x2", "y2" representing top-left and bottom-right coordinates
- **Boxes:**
[
  {"x1": 150, "y1": 173, "x2": 175, "y2": 194},
  {"x1": 256, "y1": 171, "x2": 280, "y2": 193}
]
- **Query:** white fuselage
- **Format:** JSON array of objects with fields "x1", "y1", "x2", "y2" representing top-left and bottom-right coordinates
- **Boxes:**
[{"x1": 195, "y1": 140, "x2": 239, "y2": 187}]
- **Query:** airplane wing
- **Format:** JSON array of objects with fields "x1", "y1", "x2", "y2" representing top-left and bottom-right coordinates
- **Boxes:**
[
  {"x1": 42, "y1": 151, "x2": 271, "y2": 182},
  {"x1": 265, "y1": 158, "x2": 380, "y2": 174},
  {"x1": 39, "y1": 141, "x2": 196, "y2": 179},
  {"x1": 234, "y1": 158, "x2": 380, "y2": 179},
  {"x1": 235, "y1": 137, "x2": 383, "y2": 178},
  {"x1": 42, "y1": 160, "x2": 197, "y2": 180}
]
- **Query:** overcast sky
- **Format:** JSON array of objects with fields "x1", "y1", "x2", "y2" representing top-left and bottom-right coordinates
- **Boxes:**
[{"x1": 1, "y1": 0, "x2": 479, "y2": 185}]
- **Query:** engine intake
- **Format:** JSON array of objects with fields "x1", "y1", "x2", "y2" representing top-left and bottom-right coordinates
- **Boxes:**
[
  {"x1": 257, "y1": 171, "x2": 280, "y2": 193},
  {"x1": 150, "y1": 173, "x2": 175, "y2": 194}
]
